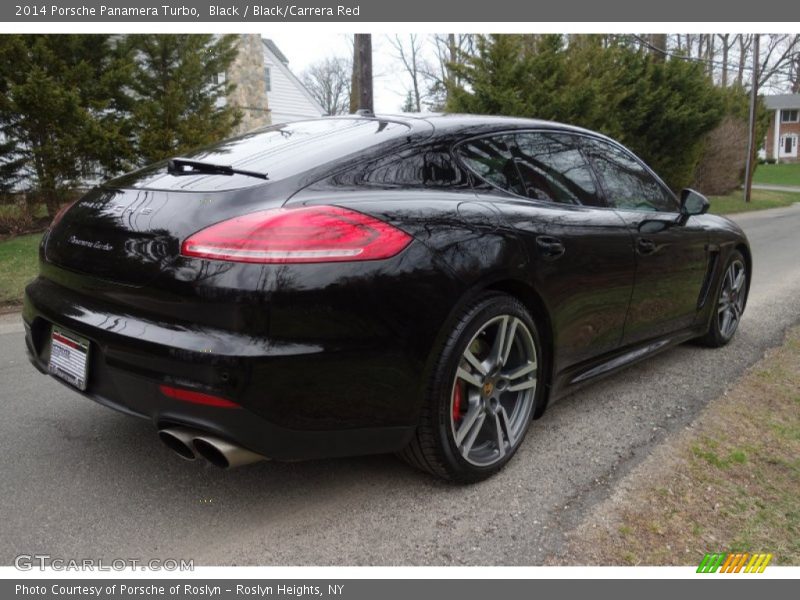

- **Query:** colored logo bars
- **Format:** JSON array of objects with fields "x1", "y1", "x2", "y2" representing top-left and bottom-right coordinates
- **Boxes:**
[{"x1": 697, "y1": 553, "x2": 773, "y2": 573}]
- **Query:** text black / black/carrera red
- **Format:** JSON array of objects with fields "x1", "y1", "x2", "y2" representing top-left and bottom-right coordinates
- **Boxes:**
[{"x1": 23, "y1": 114, "x2": 751, "y2": 482}]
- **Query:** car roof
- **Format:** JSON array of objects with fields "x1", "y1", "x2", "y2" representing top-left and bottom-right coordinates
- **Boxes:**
[{"x1": 371, "y1": 112, "x2": 611, "y2": 141}]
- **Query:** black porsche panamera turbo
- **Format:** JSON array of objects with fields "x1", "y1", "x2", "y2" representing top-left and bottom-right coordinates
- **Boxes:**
[{"x1": 23, "y1": 114, "x2": 750, "y2": 482}]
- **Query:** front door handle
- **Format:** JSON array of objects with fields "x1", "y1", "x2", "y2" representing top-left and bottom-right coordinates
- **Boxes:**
[
  {"x1": 637, "y1": 238, "x2": 657, "y2": 256},
  {"x1": 536, "y1": 236, "x2": 565, "y2": 260}
]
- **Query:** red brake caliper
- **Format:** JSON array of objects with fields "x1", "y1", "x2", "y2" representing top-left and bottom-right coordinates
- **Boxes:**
[{"x1": 452, "y1": 381, "x2": 464, "y2": 421}]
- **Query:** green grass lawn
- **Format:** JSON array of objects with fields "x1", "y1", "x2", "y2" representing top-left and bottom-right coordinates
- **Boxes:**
[
  {"x1": 0, "y1": 233, "x2": 41, "y2": 305},
  {"x1": 709, "y1": 189, "x2": 800, "y2": 215},
  {"x1": 753, "y1": 163, "x2": 800, "y2": 187}
]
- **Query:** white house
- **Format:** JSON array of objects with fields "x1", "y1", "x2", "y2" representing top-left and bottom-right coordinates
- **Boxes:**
[
  {"x1": 261, "y1": 39, "x2": 325, "y2": 124},
  {"x1": 223, "y1": 35, "x2": 326, "y2": 134},
  {"x1": 764, "y1": 94, "x2": 800, "y2": 163}
]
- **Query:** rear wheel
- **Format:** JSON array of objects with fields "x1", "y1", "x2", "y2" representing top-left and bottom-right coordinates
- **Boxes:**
[
  {"x1": 697, "y1": 251, "x2": 747, "y2": 347},
  {"x1": 400, "y1": 293, "x2": 543, "y2": 482}
]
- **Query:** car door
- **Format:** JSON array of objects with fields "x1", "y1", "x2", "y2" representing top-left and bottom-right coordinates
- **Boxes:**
[
  {"x1": 581, "y1": 137, "x2": 710, "y2": 345},
  {"x1": 457, "y1": 131, "x2": 636, "y2": 369}
]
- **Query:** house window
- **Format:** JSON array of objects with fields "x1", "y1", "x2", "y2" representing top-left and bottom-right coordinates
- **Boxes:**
[
  {"x1": 781, "y1": 109, "x2": 799, "y2": 123},
  {"x1": 264, "y1": 67, "x2": 271, "y2": 93},
  {"x1": 212, "y1": 72, "x2": 225, "y2": 86}
]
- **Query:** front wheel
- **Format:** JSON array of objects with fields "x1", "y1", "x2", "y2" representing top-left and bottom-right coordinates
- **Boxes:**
[
  {"x1": 400, "y1": 293, "x2": 544, "y2": 483},
  {"x1": 697, "y1": 250, "x2": 748, "y2": 347}
]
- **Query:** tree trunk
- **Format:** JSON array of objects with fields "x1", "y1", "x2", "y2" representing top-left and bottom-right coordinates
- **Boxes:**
[
  {"x1": 737, "y1": 35, "x2": 750, "y2": 87},
  {"x1": 447, "y1": 33, "x2": 457, "y2": 90},
  {"x1": 720, "y1": 34, "x2": 730, "y2": 87},
  {"x1": 650, "y1": 34, "x2": 667, "y2": 62},
  {"x1": 412, "y1": 59, "x2": 421, "y2": 113},
  {"x1": 706, "y1": 34, "x2": 715, "y2": 78}
]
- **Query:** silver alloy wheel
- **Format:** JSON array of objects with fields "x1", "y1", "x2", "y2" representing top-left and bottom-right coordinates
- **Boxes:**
[
  {"x1": 718, "y1": 259, "x2": 746, "y2": 340},
  {"x1": 449, "y1": 315, "x2": 537, "y2": 467}
]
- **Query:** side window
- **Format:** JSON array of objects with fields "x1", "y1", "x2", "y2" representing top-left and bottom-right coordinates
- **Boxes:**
[
  {"x1": 582, "y1": 138, "x2": 678, "y2": 212},
  {"x1": 512, "y1": 133, "x2": 602, "y2": 206},
  {"x1": 327, "y1": 146, "x2": 469, "y2": 188},
  {"x1": 457, "y1": 136, "x2": 525, "y2": 196}
]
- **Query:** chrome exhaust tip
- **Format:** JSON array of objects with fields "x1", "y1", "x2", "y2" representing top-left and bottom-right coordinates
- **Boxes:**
[
  {"x1": 157, "y1": 427, "x2": 199, "y2": 461},
  {"x1": 192, "y1": 435, "x2": 266, "y2": 469}
]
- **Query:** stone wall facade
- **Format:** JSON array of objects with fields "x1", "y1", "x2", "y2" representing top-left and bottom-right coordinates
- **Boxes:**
[{"x1": 226, "y1": 34, "x2": 271, "y2": 133}]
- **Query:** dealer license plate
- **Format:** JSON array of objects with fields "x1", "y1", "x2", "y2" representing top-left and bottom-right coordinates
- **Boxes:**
[{"x1": 48, "y1": 326, "x2": 90, "y2": 391}]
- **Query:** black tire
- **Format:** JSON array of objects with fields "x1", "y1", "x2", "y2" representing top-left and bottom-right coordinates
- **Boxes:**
[
  {"x1": 696, "y1": 250, "x2": 748, "y2": 348},
  {"x1": 400, "y1": 292, "x2": 544, "y2": 483}
]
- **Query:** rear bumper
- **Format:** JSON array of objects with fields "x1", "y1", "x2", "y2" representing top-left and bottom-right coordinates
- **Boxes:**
[{"x1": 23, "y1": 277, "x2": 419, "y2": 460}]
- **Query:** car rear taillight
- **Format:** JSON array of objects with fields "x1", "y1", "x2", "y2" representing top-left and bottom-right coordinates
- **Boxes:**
[
  {"x1": 49, "y1": 200, "x2": 77, "y2": 230},
  {"x1": 181, "y1": 205, "x2": 412, "y2": 264}
]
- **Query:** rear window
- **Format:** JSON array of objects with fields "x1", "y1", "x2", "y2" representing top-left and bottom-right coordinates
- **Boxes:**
[{"x1": 110, "y1": 118, "x2": 412, "y2": 191}]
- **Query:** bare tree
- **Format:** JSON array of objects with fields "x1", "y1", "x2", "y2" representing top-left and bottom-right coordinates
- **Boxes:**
[
  {"x1": 424, "y1": 34, "x2": 475, "y2": 110},
  {"x1": 757, "y1": 34, "x2": 800, "y2": 90},
  {"x1": 791, "y1": 52, "x2": 800, "y2": 93},
  {"x1": 717, "y1": 34, "x2": 734, "y2": 86},
  {"x1": 388, "y1": 34, "x2": 425, "y2": 112},
  {"x1": 301, "y1": 56, "x2": 351, "y2": 116},
  {"x1": 705, "y1": 34, "x2": 715, "y2": 77},
  {"x1": 737, "y1": 35, "x2": 753, "y2": 87},
  {"x1": 634, "y1": 33, "x2": 796, "y2": 93}
]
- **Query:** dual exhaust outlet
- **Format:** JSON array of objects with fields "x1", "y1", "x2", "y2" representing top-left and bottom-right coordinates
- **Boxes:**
[{"x1": 158, "y1": 427, "x2": 266, "y2": 469}]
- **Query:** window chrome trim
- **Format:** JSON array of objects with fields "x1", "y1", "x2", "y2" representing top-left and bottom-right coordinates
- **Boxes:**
[{"x1": 451, "y1": 127, "x2": 681, "y2": 215}]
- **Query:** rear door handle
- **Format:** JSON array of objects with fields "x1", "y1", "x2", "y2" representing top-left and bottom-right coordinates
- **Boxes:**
[
  {"x1": 637, "y1": 238, "x2": 657, "y2": 256},
  {"x1": 536, "y1": 236, "x2": 565, "y2": 260}
]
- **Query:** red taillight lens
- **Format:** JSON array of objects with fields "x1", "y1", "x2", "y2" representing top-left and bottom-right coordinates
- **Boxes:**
[
  {"x1": 181, "y1": 205, "x2": 412, "y2": 264},
  {"x1": 49, "y1": 200, "x2": 77, "y2": 230},
  {"x1": 159, "y1": 385, "x2": 240, "y2": 409}
]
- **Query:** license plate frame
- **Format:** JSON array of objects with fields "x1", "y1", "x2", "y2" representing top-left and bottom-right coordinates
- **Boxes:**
[{"x1": 48, "y1": 326, "x2": 90, "y2": 391}]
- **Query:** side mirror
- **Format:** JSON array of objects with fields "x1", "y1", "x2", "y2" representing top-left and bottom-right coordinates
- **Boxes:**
[{"x1": 679, "y1": 188, "x2": 710, "y2": 222}]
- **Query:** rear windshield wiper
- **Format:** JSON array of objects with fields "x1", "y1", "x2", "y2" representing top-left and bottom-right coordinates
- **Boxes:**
[{"x1": 167, "y1": 158, "x2": 269, "y2": 180}]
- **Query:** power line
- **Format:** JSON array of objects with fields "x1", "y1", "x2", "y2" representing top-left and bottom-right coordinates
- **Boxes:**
[{"x1": 626, "y1": 34, "x2": 799, "y2": 86}]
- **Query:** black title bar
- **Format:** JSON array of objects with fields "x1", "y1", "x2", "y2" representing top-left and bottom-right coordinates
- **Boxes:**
[{"x1": 2, "y1": 0, "x2": 798, "y2": 22}]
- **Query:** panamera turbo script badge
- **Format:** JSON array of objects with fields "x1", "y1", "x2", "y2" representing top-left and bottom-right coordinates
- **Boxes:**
[{"x1": 68, "y1": 235, "x2": 113, "y2": 252}]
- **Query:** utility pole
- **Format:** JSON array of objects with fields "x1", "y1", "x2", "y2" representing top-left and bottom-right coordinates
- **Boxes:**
[
  {"x1": 350, "y1": 34, "x2": 373, "y2": 113},
  {"x1": 743, "y1": 34, "x2": 760, "y2": 203}
]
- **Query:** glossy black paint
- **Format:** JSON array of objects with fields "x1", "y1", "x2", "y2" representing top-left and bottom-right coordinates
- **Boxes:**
[{"x1": 23, "y1": 114, "x2": 751, "y2": 461}]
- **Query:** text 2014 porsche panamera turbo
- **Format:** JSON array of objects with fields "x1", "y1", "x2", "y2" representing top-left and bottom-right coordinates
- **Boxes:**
[{"x1": 23, "y1": 114, "x2": 751, "y2": 482}]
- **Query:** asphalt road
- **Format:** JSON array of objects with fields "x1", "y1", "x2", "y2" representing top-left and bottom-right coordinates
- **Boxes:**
[
  {"x1": 2, "y1": 204, "x2": 800, "y2": 566},
  {"x1": 752, "y1": 183, "x2": 800, "y2": 193}
]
